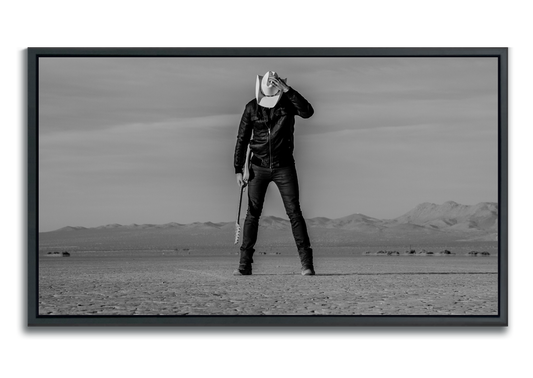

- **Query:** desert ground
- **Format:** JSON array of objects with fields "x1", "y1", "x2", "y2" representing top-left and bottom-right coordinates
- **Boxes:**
[{"x1": 38, "y1": 247, "x2": 498, "y2": 316}]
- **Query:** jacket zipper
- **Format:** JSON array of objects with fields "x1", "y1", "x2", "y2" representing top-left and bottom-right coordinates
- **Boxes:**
[{"x1": 268, "y1": 127, "x2": 272, "y2": 169}]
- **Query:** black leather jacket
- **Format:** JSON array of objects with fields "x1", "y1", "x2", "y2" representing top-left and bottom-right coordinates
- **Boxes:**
[{"x1": 234, "y1": 88, "x2": 314, "y2": 174}]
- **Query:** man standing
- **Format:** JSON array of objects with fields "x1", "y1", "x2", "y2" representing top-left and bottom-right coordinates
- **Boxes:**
[{"x1": 233, "y1": 71, "x2": 315, "y2": 276}]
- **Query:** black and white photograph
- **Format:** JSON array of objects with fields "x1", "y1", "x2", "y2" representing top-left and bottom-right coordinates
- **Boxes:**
[{"x1": 29, "y1": 48, "x2": 506, "y2": 326}]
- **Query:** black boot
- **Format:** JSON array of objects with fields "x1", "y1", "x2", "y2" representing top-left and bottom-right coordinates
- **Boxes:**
[
  {"x1": 298, "y1": 249, "x2": 315, "y2": 276},
  {"x1": 233, "y1": 249, "x2": 254, "y2": 275}
]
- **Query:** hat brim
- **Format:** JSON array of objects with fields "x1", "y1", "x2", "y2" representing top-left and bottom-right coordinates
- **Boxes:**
[{"x1": 255, "y1": 74, "x2": 282, "y2": 108}]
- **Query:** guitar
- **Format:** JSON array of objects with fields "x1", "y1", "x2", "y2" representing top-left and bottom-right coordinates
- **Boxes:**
[{"x1": 234, "y1": 146, "x2": 252, "y2": 245}]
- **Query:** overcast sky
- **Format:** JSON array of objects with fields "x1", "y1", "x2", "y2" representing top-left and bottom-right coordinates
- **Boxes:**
[{"x1": 38, "y1": 56, "x2": 498, "y2": 231}]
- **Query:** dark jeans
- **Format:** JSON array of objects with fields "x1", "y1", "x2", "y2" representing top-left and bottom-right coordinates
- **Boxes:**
[{"x1": 241, "y1": 164, "x2": 312, "y2": 254}]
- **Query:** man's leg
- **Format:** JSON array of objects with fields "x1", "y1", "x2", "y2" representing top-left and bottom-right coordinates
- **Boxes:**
[
  {"x1": 274, "y1": 165, "x2": 315, "y2": 275},
  {"x1": 235, "y1": 165, "x2": 270, "y2": 275}
]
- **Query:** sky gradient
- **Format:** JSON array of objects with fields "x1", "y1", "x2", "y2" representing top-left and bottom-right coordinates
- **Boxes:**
[{"x1": 38, "y1": 57, "x2": 498, "y2": 231}]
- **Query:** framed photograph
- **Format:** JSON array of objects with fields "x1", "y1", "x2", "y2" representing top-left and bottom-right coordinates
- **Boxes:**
[{"x1": 28, "y1": 47, "x2": 507, "y2": 326}]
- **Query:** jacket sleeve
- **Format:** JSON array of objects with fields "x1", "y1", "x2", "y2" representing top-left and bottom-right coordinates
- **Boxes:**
[
  {"x1": 284, "y1": 87, "x2": 314, "y2": 119},
  {"x1": 234, "y1": 104, "x2": 253, "y2": 174}
]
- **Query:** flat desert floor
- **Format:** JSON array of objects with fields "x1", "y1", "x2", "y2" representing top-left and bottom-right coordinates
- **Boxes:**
[{"x1": 38, "y1": 249, "x2": 499, "y2": 316}]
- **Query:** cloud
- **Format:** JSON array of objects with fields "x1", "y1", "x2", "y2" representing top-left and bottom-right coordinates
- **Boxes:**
[
  {"x1": 290, "y1": 56, "x2": 498, "y2": 136},
  {"x1": 39, "y1": 58, "x2": 251, "y2": 134},
  {"x1": 40, "y1": 114, "x2": 240, "y2": 176}
]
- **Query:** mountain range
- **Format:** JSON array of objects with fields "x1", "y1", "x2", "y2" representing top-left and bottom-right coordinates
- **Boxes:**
[
  {"x1": 271, "y1": 201, "x2": 497, "y2": 241},
  {"x1": 47, "y1": 201, "x2": 498, "y2": 242}
]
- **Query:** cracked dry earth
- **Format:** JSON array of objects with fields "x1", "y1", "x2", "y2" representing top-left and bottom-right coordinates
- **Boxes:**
[{"x1": 38, "y1": 253, "x2": 499, "y2": 316}]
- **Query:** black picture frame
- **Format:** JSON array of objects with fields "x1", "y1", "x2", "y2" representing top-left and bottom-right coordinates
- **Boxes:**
[{"x1": 13, "y1": 45, "x2": 517, "y2": 342}]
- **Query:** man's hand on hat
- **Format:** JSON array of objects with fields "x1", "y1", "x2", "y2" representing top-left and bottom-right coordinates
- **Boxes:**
[{"x1": 269, "y1": 74, "x2": 290, "y2": 93}]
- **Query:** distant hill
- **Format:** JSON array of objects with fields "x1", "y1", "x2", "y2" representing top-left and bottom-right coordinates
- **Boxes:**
[
  {"x1": 56, "y1": 226, "x2": 88, "y2": 232},
  {"x1": 393, "y1": 201, "x2": 498, "y2": 231}
]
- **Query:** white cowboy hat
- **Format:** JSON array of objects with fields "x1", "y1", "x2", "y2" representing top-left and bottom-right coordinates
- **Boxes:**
[{"x1": 255, "y1": 71, "x2": 287, "y2": 108}]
